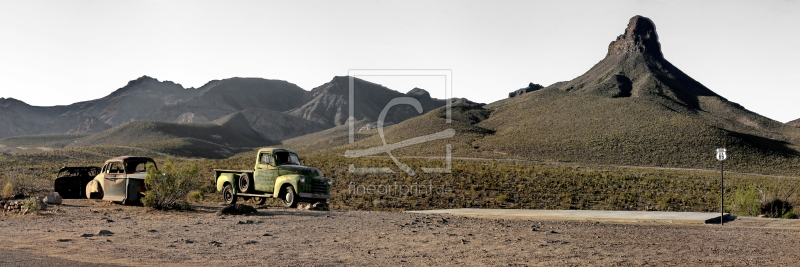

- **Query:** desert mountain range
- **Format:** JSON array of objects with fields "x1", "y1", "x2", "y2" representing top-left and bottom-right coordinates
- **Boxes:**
[
  {"x1": 1, "y1": 15, "x2": 799, "y2": 171},
  {"x1": 0, "y1": 75, "x2": 460, "y2": 141}
]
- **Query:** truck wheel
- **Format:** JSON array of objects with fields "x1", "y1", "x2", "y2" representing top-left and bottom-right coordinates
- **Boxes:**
[
  {"x1": 86, "y1": 180, "x2": 103, "y2": 199},
  {"x1": 223, "y1": 184, "x2": 237, "y2": 205},
  {"x1": 281, "y1": 185, "x2": 298, "y2": 208},
  {"x1": 239, "y1": 173, "x2": 253, "y2": 193}
]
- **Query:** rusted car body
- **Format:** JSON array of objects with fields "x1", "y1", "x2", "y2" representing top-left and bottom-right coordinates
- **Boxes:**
[
  {"x1": 54, "y1": 166, "x2": 101, "y2": 198},
  {"x1": 86, "y1": 156, "x2": 156, "y2": 205}
]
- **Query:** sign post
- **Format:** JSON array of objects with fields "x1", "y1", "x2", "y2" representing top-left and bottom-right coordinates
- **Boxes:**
[{"x1": 715, "y1": 148, "x2": 727, "y2": 225}]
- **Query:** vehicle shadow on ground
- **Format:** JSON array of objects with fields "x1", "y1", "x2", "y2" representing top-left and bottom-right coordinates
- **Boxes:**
[{"x1": 193, "y1": 203, "x2": 334, "y2": 217}]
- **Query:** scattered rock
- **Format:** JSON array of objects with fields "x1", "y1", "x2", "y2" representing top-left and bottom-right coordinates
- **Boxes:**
[
  {"x1": 101, "y1": 218, "x2": 114, "y2": 223},
  {"x1": 148, "y1": 229, "x2": 158, "y2": 232},
  {"x1": 96, "y1": 230, "x2": 114, "y2": 236},
  {"x1": 80, "y1": 234, "x2": 95, "y2": 238},
  {"x1": 56, "y1": 238, "x2": 71, "y2": 242},
  {"x1": 42, "y1": 192, "x2": 63, "y2": 205},
  {"x1": 237, "y1": 220, "x2": 255, "y2": 224},
  {"x1": 243, "y1": 240, "x2": 258, "y2": 245},
  {"x1": 209, "y1": 241, "x2": 222, "y2": 247},
  {"x1": 262, "y1": 233, "x2": 272, "y2": 237},
  {"x1": 297, "y1": 201, "x2": 329, "y2": 211},
  {"x1": 216, "y1": 204, "x2": 257, "y2": 216}
]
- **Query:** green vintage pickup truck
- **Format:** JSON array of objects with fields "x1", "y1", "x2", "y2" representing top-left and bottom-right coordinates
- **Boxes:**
[{"x1": 215, "y1": 148, "x2": 332, "y2": 207}]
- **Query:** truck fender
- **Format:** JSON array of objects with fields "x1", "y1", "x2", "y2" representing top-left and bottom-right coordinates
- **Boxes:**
[
  {"x1": 275, "y1": 175, "x2": 302, "y2": 198},
  {"x1": 216, "y1": 173, "x2": 238, "y2": 192}
]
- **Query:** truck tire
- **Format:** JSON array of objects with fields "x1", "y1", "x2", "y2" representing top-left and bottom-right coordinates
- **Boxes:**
[
  {"x1": 239, "y1": 173, "x2": 253, "y2": 193},
  {"x1": 281, "y1": 185, "x2": 298, "y2": 208},
  {"x1": 223, "y1": 184, "x2": 237, "y2": 205}
]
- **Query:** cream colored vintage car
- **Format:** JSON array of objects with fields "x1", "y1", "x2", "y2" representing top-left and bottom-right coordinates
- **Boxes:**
[{"x1": 86, "y1": 156, "x2": 156, "y2": 205}]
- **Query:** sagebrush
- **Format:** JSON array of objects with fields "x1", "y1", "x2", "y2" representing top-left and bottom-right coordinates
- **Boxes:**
[{"x1": 141, "y1": 159, "x2": 201, "y2": 210}]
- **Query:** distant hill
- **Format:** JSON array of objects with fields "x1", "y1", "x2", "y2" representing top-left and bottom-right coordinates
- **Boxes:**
[
  {"x1": 508, "y1": 83, "x2": 545, "y2": 98},
  {"x1": 788, "y1": 118, "x2": 800, "y2": 128},
  {"x1": 0, "y1": 76, "x2": 204, "y2": 137},
  {"x1": 66, "y1": 117, "x2": 112, "y2": 133},
  {"x1": 281, "y1": 120, "x2": 371, "y2": 154},
  {"x1": 0, "y1": 105, "x2": 33, "y2": 138},
  {"x1": 287, "y1": 76, "x2": 449, "y2": 128},
  {"x1": 145, "y1": 77, "x2": 309, "y2": 123},
  {"x1": 0, "y1": 133, "x2": 91, "y2": 152},
  {"x1": 65, "y1": 120, "x2": 275, "y2": 158},
  {"x1": 213, "y1": 108, "x2": 328, "y2": 141}
]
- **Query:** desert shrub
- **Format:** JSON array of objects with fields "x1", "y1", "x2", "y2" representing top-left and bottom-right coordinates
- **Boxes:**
[
  {"x1": 728, "y1": 185, "x2": 762, "y2": 217},
  {"x1": 1, "y1": 168, "x2": 42, "y2": 198},
  {"x1": 187, "y1": 190, "x2": 205, "y2": 202},
  {"x1": 728, "y1": 184, "x2": 799, "y2": 218},
  {"x1": 22, "y1": 196, "x2": 43, "y2": 213},
  {"x1": 761, "y1": 198, "x2": 795, "y2": 219},
  {"x1": 1, "y1": 182, "x2": 15, "y2": 199},
  {"x1": 141, "y1": 159, "x2": 201, "y2": 210}
]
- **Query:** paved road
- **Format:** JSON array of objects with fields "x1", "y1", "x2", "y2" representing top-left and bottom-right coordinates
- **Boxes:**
[
  {"x1": 408, "y1": 208, "x2": 730, "y2": 224},
  {"x1": 409, "y1": 208, "x2": 800, "y2": 228}
]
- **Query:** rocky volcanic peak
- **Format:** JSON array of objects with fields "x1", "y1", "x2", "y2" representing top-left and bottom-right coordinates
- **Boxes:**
[
  {"x1": 607, "y1": 15, "x2": 662, "y2": 59},
  {"x1": 550, "y1": 15, "x2": 723, "y2": 110}
]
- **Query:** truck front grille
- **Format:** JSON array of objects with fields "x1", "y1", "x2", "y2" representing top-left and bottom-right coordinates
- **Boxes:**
[{"x1": 310, "y1": 181, "x2": 329, "y2": 194}]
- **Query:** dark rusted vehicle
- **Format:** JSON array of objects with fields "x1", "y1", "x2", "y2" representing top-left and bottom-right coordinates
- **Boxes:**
[
  {"x1": 53, "y1": 166, "x2": 101, "y2": 198},
  {"x1": 85, "y1": 156, "x2": 156, "y2": 205}
]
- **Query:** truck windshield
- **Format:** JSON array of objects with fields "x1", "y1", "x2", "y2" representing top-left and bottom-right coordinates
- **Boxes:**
[{"x1": 275, "y1": 151, "x2": 300, "y2": 165}]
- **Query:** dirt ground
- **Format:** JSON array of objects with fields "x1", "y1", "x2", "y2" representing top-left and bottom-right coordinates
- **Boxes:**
[{"x1": 1, "y1": 199, "x2": 799, "y2": 266}]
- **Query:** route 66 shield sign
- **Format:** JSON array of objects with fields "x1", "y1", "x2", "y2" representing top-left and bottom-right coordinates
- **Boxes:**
[{"x1": 716, "y1": 148, "x2": 727, "y2": 161}]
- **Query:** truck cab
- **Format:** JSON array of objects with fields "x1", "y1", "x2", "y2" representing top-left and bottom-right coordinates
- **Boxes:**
[{"x1": 215, "y1": 148, "x2": 332, "y2": 207}]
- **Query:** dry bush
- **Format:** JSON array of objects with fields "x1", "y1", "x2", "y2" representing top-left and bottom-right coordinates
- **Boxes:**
[
  {"x1": 141, "y1": 159, "x2": 201, "y2": 210},
  {"x1": 729, "y1": 184, "x2": 799, "y2": 218},
  {"x1": 1, "y1": 168, "x2": 44, "y2": 199}
]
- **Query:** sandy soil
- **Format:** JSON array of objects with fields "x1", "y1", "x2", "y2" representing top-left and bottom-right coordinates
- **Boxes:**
[{"x1": 1, "y1": 199, "x2": 799, "y2": 266}]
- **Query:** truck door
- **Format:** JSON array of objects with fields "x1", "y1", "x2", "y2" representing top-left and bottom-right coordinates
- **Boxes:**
[{"x1": 254, "y1": 152, "x2": 278, "y2": 192}]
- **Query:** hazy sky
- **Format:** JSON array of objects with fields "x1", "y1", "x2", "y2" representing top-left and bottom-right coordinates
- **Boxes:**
[{"x1": 1, "y1": 0, "x2": 798, "y2": 122}]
